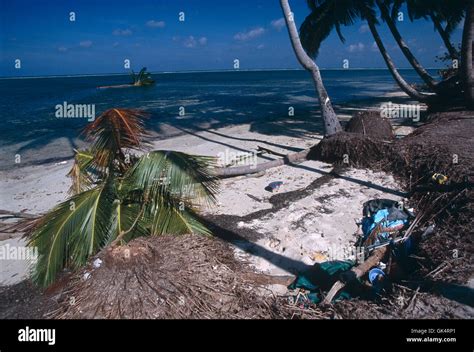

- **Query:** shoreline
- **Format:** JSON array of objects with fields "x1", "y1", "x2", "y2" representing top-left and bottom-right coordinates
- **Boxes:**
[{"x1": 0, "y1": 90, "x2": 416, "y2": 172}]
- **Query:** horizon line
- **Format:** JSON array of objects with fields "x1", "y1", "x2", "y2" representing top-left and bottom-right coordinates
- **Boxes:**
[{"x1": 0, "y1": 67, "x2": 443, "y2": 80}]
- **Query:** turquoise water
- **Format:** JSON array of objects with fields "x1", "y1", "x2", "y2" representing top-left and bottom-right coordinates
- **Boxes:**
[{"x1": 0, "y1": 69, "x2": 434, "y2": 169}]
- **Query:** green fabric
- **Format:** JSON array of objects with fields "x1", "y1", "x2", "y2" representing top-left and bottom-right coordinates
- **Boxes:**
[{"x1": 288, "y1": 260, "x2": 355, "y2": 304}]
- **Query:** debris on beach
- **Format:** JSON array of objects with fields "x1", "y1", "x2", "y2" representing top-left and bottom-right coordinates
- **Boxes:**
[
  {"x1": 286, "y1": 198, "x2": 418, "y2": 304},
  {"x1": 265, "y1": 181, "x2": 283, "y2": 193}
]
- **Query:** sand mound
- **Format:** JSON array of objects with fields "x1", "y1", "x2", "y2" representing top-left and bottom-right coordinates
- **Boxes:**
[
  {"x1": 345, "y1": 111, "x2": 394, "y2": 140},
  {"x1": 307, "y1": 132, "x2": 397, "y2": 169}
]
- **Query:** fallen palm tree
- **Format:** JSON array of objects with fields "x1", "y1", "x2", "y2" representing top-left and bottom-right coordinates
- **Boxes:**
[
  {"x1": 97, "y1": 67, "x2": 155, "y2": 89},
  {"x1": 214, "y1": 111, "x2": 394, "y2": 178},
  {"x1": 23, "y1": 108, "x2": 218, "y2": 288}
]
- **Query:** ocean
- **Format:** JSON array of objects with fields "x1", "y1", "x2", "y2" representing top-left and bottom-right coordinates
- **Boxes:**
[{"x1": 0, "y1": 69, "x2": 433, "y2": 169}]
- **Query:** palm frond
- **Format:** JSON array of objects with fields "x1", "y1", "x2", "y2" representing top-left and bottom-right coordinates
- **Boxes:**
[
  {"x1": 27, "y1": 183, "x2": 116, "y2": 287},
  {"x1": 67, "y1": 149, "x2": 95, "y2": 195},
  {"x1": 300, "y1": 0, "x2": 376, "y2": 58},
  {"x1": 131, "y1": 67, "x2": 155, "y2": 86},
  {"x1": 82, "y1": 108, "x2": 149, "y2": 170},
  {"x1": 130, "y1": 70, "x2": 137, "y2": 84},
  {"x1": 124, "y1": 150, "x2": 219, "y2": 207},
  {"x1": 148, "y1": 193, "x2": 211, "y2": 236},
  {"x1": 109, "y1": 181, "x2": 151, "y2": 242},
  {"x1": 300, "y1": 3, "x2": 335, "y2": 58}
]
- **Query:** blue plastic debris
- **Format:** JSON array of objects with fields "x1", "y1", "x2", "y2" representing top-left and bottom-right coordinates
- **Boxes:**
[
  {"x1": 265, "y1": 181, "x2": 283, "y2": 192},
  {"x1": 369, "y1": 268, "x2": 385, "y2": 285}
]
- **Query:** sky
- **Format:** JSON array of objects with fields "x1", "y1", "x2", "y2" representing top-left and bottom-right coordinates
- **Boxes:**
[{"x1": 0, "y1": 0, "x2": 465, "y2": 77}]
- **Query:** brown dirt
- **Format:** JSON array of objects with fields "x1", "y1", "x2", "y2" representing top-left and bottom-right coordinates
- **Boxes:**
[{"x1": 345, "y1": 110, "x2": 394, "y2": 140}]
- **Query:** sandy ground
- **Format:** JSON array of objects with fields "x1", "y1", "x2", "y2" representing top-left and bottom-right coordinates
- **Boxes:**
[
  {"x1": 0, "y1": 118, "x2": 407, "y2": 288},
  {"x1": 213, "y1": 167, "x2": 403, "y2": 277}
]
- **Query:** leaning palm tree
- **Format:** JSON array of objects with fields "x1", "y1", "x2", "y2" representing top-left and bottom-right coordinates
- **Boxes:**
[
  {"x1": 280, "y1": 0, "x2": 342, "y2": 136},
  {"x1": 377, "y1": 0, "x2": 439, "y2": 91},
  {"x1": 26, "y1": 109, "x2": 218, "y2": 287},
  {"x1": 300, "y1": 0, "x2": 435, "y2": 104},
  {"x1": 390, "y1": 0, "x2": 465, "y2": 61}
]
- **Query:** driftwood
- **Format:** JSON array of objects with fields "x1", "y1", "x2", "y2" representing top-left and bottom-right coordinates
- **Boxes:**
[
  {"x1": 322, "y1": 247, "x2": 388, "y2": 305},
  {"x1": 257, "y1": 145, "x2": 288, "y2": 157},
  {"x1": 0, "y1": 209, "x2": 39, "y2": 237},
  {"x1": 97, "y1": 84, "x2": 136, "y2": 89},
  {"x1": 214, "y1": 149, "x2": 310, "y2": 178},
  {"x1": 0, "y1": 209, "x2": 37, "y2": 219}
]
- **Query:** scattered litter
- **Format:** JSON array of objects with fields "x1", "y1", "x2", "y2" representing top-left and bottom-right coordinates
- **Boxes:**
[
  {"x1": 55, "y1": 161, "x2": 67, "y2": 166},
  {"x1": 310, "y1": 251, "x2": 327, "y2": 262},
  {"x1": 287, "y1": 198, "x2": 420, "y2": 304},
  {"x1": 265, "y1": 181, "x2": 283, "y2": 193},
  {"x1": 83, "y1": 272, "x2": 91, "y2": 280},
  {"x1": 287, "y1": 260, "x2": 354, "y2": 304},
  {"x1": 361, "y1": 199, "x2": 412, "y2": 245},
  {"x1": 93, "y1": 258, "x2": 102, "y2": 268},
  {"x1": 431, "y1": 173, "x2": 448, "y2": 185},
  {"x1": 368, "y1": 268, "x2": 385, "y2": 285}
]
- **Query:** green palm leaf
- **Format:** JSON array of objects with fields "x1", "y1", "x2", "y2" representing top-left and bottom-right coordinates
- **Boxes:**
[
  {"x1": 27, "y1": 183, "x2": 116, "y2": 287},
  {"x1": 110, "y1": 181, "x2": 151, "y2": 242},
  {"x1": 125, "y1": 150, "x2": 219, "y2": 207},
  {"x1": 148, "y1": 194, "x2": 211, "y2": 236}
]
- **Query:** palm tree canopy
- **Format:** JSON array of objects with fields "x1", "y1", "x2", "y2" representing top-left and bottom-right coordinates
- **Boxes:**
[
  {"x1": 27, "y1": 109, "x2": 219, "y2": 287},
  {"x1": 130, "y1": 67, "x2": 155, "y2": 86},
  {"x1": 389, "y1": 0, "x2": 466, "y2": 36},
  {"x1": 82, "y1": 108, "x2": 149, "y2": 170},
  {"x1": 300, "y1": 0, "x2": 377, "y2": 58}
]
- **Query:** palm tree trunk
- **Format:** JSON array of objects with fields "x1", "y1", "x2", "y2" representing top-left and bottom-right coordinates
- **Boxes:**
[
  {"x1": 376, "y1": 0, "x2": 438, "y2": 91},
  {"x1": 367, "y1": 19, "x2": 434, "y2": 104},
  {"x1": 280, "y1": 0, "x2": 342, "y2": 136},
  {"x1": 430, "y1": 13, "x2": 460, "y2": 61},
  {"x1": 462, "y1": 3, "x2": 474, "y2": 107}
]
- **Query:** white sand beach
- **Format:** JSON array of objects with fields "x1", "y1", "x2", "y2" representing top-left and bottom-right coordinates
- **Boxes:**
[{"x1": 0, "y1": 117, "x2": 406, "y2": 290}]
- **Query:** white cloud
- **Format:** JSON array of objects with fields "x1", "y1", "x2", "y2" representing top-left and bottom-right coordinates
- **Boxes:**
[
  {"x1": 234, "y1": 27, "x2": 265, "y2": 41},
  {"x1": 257, "y1": 44, "x2": 265, "y2": 50},
  {"x1": 359, "y1": 24, "x2": 369, "y2": 34},
  {"x1": 57, "y1": 46, "x2": 68, "y2": 52},
  {"x1": 371, "y1": 41, "x2": 379, "y2": 51},
  {"x1": 146, "y1": 20, "x2": 166, "y2": 28},
  {"x1": 348, "y1": 42, "x2": 365, "y2": 53},
  {"x1": 271, "y1": 18, "x2": 286, "y2": 31},
  {"x1": 79, "y1": 40, "x2": 93, "y2": 48},
  {"x1": 183, "y1": 36, "x2": 207, "y2": 48},
  {"x1": 113, "y1": 28, "x2": 133, "y2": 36}
]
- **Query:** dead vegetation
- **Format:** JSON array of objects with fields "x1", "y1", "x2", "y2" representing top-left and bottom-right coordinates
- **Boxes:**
[
  {"x1": 49, "y1": 234, "x2": 329, "y2": 319},
  {"x1": 309, "y1": 111, "x2": 474, "y2": 284}
]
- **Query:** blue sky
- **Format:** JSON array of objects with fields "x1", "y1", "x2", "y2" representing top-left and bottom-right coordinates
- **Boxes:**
[{"x1": 0, "y1": 0, "x2": 465, "y2": 77}]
